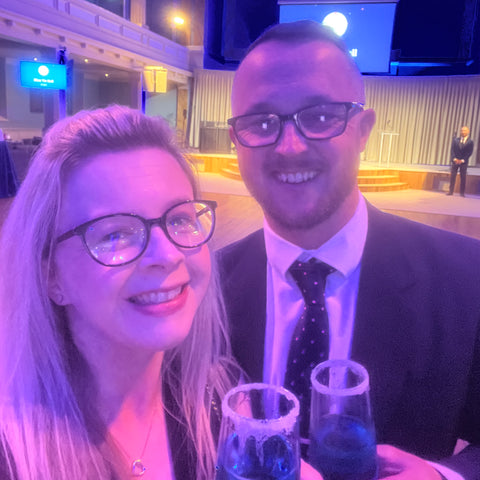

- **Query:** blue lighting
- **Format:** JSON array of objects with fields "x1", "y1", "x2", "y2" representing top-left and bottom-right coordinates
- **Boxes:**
[{"x1": 20, "y1": 61, "x2": 67, "y2": 90}]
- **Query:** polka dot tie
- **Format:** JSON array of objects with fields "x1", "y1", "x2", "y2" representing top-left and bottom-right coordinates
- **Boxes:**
[{"x1": 284, "y1": 258, "x2": 335, "y2": 443}]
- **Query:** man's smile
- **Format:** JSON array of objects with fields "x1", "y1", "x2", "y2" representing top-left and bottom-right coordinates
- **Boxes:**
[{"x1": 276, "y1": 171, "x2": 318, "y2": 184}]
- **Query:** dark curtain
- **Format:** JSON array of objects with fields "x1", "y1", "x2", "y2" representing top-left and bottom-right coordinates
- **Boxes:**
[{"x1": 0, "y1": 141, "x2": 19, "y2": 198}]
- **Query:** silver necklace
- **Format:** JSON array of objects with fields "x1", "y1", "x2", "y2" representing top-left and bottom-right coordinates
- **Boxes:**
[{"x1": 122, "y1": 408, "x2": 157, "y2": 477}]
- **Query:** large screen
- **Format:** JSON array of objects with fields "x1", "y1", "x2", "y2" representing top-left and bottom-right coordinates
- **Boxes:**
[
  {"x1": 20, "y1": 61, "x2": 67, "y2": 90},
  {"x1": 279, "y1": 2, "x2": 398, "y2": 73}
]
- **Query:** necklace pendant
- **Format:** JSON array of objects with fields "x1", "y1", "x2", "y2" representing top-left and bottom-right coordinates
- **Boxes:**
[{"x1": 131, "y1": 459, "x2": 146, "y2": 476}]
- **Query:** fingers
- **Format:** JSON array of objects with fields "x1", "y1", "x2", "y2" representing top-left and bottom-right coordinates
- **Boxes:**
[
  {"x1": 376, "y1": 445, "x2": 442, "y2": 480},
  {"x1": 299, "y1": 445, "x2": 442, "y2": 480},
  {"x1": 300, "y1": 459, "x2": 324, "y2": 480}
]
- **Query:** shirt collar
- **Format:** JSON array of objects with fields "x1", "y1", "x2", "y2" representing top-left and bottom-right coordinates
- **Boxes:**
[{"x1": 264, "y1": 194, "x2": 368, "y2": 279}]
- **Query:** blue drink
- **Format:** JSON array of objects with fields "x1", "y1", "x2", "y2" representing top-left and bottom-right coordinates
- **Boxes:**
[
  {"x1": 216, "y1": 434, "x2": 299, "y2": 480},
  {"x1": 309, "y1": 414, "x2": 377, "y2": 480},
  {"x1": 215, "y1": 464, "x2": 297, "y2": 480}
]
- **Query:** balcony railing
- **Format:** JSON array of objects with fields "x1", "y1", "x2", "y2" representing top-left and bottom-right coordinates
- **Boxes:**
[{"x1": 0, "y1": 0, "x2": 193, "y2": 80}]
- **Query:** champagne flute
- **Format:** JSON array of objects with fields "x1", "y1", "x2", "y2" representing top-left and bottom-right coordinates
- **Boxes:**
[
  {"x1": 216, "y1": 382, "x2": 301, "y2": 480},
  {"x1": 309, "y1": 359, "x2": 377, "y2": 480}
]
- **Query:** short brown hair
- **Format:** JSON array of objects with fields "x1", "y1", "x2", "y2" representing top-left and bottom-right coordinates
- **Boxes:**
[{"x1": 245, "y1": 20, "x2": 350, "y2": 58}]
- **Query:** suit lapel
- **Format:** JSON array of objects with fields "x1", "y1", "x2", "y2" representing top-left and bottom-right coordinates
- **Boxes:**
[
  {"x1": 226, "y1": 230, "x2": 267, "y2": 383},
  {"x1": 351, "y1": 204, "x2": 418, "y2": 437}
]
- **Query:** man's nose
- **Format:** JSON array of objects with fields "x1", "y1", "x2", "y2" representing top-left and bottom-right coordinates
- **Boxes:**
[{"x1": 274, "y1": 121, "x2": 309, "y2": 155}]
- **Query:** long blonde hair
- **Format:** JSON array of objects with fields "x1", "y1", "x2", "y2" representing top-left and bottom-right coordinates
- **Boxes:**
[{"x1": 0, "y1": 105, "x2": 233, "y2": 479}]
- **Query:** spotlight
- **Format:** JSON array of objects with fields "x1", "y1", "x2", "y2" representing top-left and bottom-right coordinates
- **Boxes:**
[{"x1": 173, "y1": 16, "x2": 185, "y2": 26}]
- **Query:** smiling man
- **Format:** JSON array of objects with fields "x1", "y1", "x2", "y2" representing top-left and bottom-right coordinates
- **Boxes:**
[{"x1": 218, "y1": 20, "x2": 480, "y2": 480}]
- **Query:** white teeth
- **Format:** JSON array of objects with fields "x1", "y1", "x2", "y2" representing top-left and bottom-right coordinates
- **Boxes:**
[
  {"x1": 130, "y1": 286, "x2": 183, "y2": 305},
  {"x1": 277, "y1": 171, "x2": 317, "y2": 184}
]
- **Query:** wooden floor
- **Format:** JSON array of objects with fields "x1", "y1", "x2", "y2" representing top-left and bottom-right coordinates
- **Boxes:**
[
  {"x1": 374, "y1": 206, "x2": 480, "y2": 242},
  {"x1": 204, "y1": 193, "x2": 264, "y2": 251}
]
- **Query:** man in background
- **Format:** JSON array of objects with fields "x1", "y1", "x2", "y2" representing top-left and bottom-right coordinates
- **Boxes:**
[
  {"x1": 447, "y1": 126, "x2": 474, "y2": 196},
  {"x1": 218, "y1": 20, "x2": 480, "y2": 480}
]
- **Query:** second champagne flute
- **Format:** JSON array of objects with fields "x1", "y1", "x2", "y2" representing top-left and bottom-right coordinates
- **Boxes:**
[{"x1": 309, "y1": 359, "x2": 378, "y2": 480}]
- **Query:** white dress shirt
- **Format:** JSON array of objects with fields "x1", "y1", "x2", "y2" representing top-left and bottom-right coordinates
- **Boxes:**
[
  {"x1": 262, "y1": 193, "x2": 463, "y2": 480},
  {"x1": 263, "y1": 193, "x2": 366, "y2": 387}
]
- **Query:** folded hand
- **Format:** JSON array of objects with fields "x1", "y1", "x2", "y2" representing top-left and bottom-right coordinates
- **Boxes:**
[
  {"x1": 301, "y1": 460, "x2": 324, "y2": 480},
  {"x1": 377, "y1": 444, "x2": 443, "y2": 479}
]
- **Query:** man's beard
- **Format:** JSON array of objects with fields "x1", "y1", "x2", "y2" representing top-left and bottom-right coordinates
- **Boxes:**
[{"x1": 263, "y1": 170, "x2": 358, "y2": 231}]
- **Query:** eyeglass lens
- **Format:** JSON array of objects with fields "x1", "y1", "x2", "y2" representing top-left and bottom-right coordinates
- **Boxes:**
[
  {"x1": 233, "y1": 103, "x2": 351, "y2": 147},
  {"x1": 84, "y1": 202, "x2": 215, "y2": 266}
]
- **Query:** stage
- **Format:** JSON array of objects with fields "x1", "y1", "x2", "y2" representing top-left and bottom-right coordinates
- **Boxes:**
[{"x1": 365, "y1": 161, "x2": 480, "y2": 195}]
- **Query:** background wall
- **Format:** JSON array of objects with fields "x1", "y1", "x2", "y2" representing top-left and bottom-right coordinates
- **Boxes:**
[{"x1": 145, "y1": 87, "x2": 178, "y2": 128}]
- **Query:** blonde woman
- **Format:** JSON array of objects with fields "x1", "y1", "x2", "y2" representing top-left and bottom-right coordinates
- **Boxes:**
[{"x1": 0, "y1": 105, "x2": 234, "y2": 479}]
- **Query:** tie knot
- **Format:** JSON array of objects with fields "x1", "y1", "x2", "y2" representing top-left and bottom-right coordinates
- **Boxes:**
[{"x1": 289, "y1": 258, "x2": 335, "y2": 306}]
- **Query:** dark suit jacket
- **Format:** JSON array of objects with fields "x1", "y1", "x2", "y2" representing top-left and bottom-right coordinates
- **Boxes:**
[
  {"x1": 217, "y1": 203, "x2": 480, "y2": 479},
  {"x1": 451, "y1": 137, "x2": 474, "y2": 165}
]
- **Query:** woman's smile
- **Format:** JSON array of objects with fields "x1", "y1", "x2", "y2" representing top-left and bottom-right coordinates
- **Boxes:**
[{"x1": 128, "y1": 284, "x2": 185, "y2": 306}]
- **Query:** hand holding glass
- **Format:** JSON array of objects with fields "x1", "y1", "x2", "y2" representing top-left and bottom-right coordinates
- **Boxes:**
[
  {"x1": 216, "y1": 383, "x2": 301, "y2": 480},
  {"x1": 309, "y1": 359, "x2": 377, "y2": 480}
]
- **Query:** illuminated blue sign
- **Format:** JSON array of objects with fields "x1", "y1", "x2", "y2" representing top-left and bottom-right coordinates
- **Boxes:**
[{"x1": 20, "y1": 61, "x2": 67, "y2": 90}]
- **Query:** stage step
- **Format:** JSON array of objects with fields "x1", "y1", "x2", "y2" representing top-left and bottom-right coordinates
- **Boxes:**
[
  {"x1": 221, "y1": 167, "x2": 242, "y2": 180},
  {"x1": 360, "y1": 169, "x2": 395, "y2": 176},
  {"x1": 358, "y1": 174, "x2": 403, "y2": 184},
  {"x1": 357, "y1": 169, "x2": 409, "y2": 191},
  {"x1": 358, "y1": 182, "x2": 409, "y2": 192}
]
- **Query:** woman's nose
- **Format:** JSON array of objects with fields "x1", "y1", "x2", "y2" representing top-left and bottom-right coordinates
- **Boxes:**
[{"x1": 139, "y1": 225, "x2": 185, "y2": 269}]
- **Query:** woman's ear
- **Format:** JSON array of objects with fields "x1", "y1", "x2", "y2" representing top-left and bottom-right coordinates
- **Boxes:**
[
  {"x1": 44, "y1": 259, "x2": 68, "y2": 306},
  {"x1": 48, "y1": 283, "x2": 67, "y2": 306}
]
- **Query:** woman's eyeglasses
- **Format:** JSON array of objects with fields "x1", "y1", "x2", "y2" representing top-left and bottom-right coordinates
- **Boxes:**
[{"x1": 56, "y1": 200, "x2": 217, "y2": 267}]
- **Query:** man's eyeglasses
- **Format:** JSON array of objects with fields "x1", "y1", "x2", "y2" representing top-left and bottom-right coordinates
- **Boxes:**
[
  {"x1": 227, "y1": 102, "x2": 364, "y2": 148},
  {"x1": 56, "y1": 200, "x2": 217, "y2": 267}
]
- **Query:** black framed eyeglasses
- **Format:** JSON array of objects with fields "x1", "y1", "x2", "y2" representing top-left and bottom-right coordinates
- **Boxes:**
[
  {"x1": 227, "y1": 102, "x2": 364, "y2": 148},
  {"x1": 56, "y1": 200, "x2": 217, "y2": 267}
]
